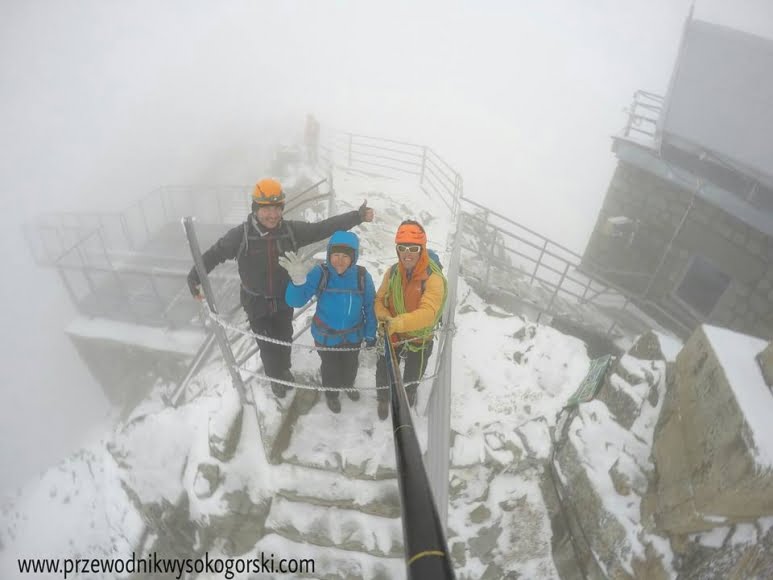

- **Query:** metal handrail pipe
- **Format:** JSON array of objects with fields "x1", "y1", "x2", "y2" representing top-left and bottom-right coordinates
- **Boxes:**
[
  {"x1": 424, "y1": 154, "x2": 459, "y2": 189},
  {"x1": 348, "y1": 150, "x2": 423, "y2": 169},
  {"x1": 347, "y1": 156, "x2": 422, "y2": 176},
  {"x1": 350, "y1": 141, "x2": 424, "y2": 159},
  {"x1": 421, "y1": 182, "x2": 454, "y2": 213},
  {"x1": 461, "y1": 198, "x2": 583, "y2": 260},
  {"x1": 346, "y1": 132, "x2": 426, "y2": 150},
  {"x1": 284, "y1": 192, "x2": 332, "y2": 214},
  {"x1": 426, "y1": 148, "x2": 461, "y2": 182},
  {"x1": 462, "y1": 214, "x2": 581, "y2": 266},
  {"x1": 422, "y1": 163, "x2": 456, "y2": 200}
]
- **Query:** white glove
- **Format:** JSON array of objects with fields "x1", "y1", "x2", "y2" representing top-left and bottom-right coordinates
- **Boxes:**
[{"x1": 278, "y1": 251, "x2": 314, "y2": 285}]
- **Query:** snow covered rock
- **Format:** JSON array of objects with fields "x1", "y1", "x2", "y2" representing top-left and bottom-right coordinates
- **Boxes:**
[
  {"x1": 208, "y1": 383, "x2": 243, "y2": 462},
  {"x1": 757, "y1": 340, "x2": 773, "y2": 387},
  {"x1": 651, "y1": 325, "x2": 773, "y2": 535},
  {"x1": 678, "y1": 517, "x2": 773, "y2": 578}
]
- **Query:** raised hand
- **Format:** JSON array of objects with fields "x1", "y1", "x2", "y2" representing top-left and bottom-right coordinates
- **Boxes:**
[
  {"x1": 278, "y1": 251, "x2": 314, "y2": 285},
  {"x1": 359, "y1": 200, "x2": 375, "y2": 223}
]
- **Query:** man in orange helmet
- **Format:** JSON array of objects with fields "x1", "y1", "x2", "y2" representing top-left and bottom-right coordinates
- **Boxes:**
[
  {"x1": 187, "y1": 177, "x2": 374, "y2": 398},
  {"x1": 374, "y1": 220, "x2": 447, "y2": 420}
]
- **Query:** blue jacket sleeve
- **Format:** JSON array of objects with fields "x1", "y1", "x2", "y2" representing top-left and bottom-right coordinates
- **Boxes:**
[
  {"x1": 363, "y1": 270, "x2": 377, "y2": 341},
  {"x1": 285, "y1": 265, "x2": 323, "y2": 307}
]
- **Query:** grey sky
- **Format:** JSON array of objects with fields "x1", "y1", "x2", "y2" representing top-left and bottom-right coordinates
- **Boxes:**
[{"x1": 1, "y1": 0, "x2": 771, "y2": 493}]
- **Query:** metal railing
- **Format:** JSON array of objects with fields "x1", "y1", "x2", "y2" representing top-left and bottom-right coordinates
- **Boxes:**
[
  {"x1": 324, "y1": 132, "x2": 463, "y2": 216},
  {"x1": 23, "y1": 185, "x2": 250, "y2": 266},
  {"x1": 459, "y1": 196, "x2": 692, "y2": 338},
  {"x1": 622, "y1": 90, "x2": 664, "y2": 143},
  {"x1": 30, "y1": 182, "x2": 333, "y2": 330}
]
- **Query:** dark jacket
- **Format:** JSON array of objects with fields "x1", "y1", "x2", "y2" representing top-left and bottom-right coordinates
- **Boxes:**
[{"x1": 188, "y1": 210, "x2": 363, "y2": 319}]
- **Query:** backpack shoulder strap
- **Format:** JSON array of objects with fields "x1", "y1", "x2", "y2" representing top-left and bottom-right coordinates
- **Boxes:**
[
  {"x1": 316, "y1": 263, "x2": 329, "y2": 296},
  {"x1": 236, "y1": 221, "x2": 249, "y2": 260},
  {"x1": 284, "y1": 221, "x2": 299, "y2": 252},
  {"x1": 357, "y1": 265, "x2": 366, "y2": 292}
]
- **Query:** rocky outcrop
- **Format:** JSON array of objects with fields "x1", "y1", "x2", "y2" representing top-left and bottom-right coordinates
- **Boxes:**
[
  {"x1": 649, "y1": 327, "x2": 773, "y2": 535},
  {"x1": 547, "y1": 332, "x2": 673, "y2": 579},
  {"x1": 676, "y1": 518, "x2": 773, "y2": 579}
]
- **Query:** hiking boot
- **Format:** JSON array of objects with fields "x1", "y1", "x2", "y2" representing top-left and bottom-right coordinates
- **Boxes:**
[
  {"x1": 326, "y1": 396, "x2": 342, "y2": 414},
  {"x1": 407, "y1": 388, "x2": 417, "y2": 407},
  {"x1": 346, "y1": 389, "x2": 360, "y2": 402},
  {"x1": 377, "y1": 400, "x2": 389, "y2": 421},
  {"x1": 271, "y1": 369, "x2": 295, "y2": 398}
]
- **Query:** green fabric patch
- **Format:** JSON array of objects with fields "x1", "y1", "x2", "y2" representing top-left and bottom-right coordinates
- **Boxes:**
[{"x1": 565, "y1": 354, "x2": 614, "y2": 407}]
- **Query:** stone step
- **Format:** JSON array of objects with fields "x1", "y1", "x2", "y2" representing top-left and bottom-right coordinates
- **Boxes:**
[
  {"x1": 277, "y1": 383, "x2": 429, "y2": 479},
  {"x1": 265, "y1": 495, "x2": 404, "y2": 558},
  {"x1": 273, "y1": 463, "x2": 400, "y2": 518},
  {"x1": 258, "y1": 533, "x2": 403, "y2": 580}
]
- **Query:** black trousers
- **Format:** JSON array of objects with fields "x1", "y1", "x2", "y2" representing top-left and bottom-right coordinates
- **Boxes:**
[
  {"x1": 248, "y1": 307, "x2": 294, "y2": 378},
  {"x1": 317, "y1": 343, "x2": 360, "y2": 400},
  {"x1": 375, "y1": 341, "x2": 434, "y2": 402}
]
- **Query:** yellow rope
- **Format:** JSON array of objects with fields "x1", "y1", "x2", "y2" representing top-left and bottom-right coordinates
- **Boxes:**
[
  {"x1": 393, "y1": 424, "x2": 413, "y2": 435},
  {"x1": 385, "y1": 258, "x2": 447, "y2": 353},
  {"x1": 407, "y1": 550, "x2": 446, "y2": 566}
]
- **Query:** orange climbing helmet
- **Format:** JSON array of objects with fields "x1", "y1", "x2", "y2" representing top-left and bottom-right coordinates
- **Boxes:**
[
  {"x1": 252, "y1": 178, "x2": 285, "y2": 206},
  {"x1": 395, "y1": 220, "x2": 427, "y2": 246}
]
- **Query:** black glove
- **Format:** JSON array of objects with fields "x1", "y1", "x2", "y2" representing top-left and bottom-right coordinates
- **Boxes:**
[
  {"x1": 187, "y1": 269, "x2": 202, "y2": 298},
  {"x1": 364, "y1": 338, "x2": 377, "y2": 349},
  {"x1": 358, "y1": 200, "x2": 374, "y2": 222}
]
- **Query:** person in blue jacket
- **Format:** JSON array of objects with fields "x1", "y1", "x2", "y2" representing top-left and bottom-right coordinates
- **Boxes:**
[{"x1": 281, "y1": 231, "x2": 377, "y2": 413}]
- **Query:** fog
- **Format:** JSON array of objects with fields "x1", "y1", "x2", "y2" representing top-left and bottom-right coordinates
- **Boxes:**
[{"x1": 1, "y1": 0, "x2": 771, "y2": 494}]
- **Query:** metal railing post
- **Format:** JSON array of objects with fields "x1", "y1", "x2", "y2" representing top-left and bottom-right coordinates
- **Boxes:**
[
  {"x1": 148, "y1": 270, "x2": 172, "y2": 327},
  {"x1": 483, "y1": 229, "x2": 497, "y2": 288},
  {"x1": 160, "y1": 188, "x2": 170, "y2": 223},
  {"x1": 580, "y1": 275, "x2": 593, "y2": 302},
  {"x1": 427, "y1": 214, "x2": 462, "y2": 533},
  {"x1": 120, "y1": 213, "x2": 134, "y2": 250},
  {"x1": 183, "y1": 216, "x2": 247, "y2": 405},
  {"x1": 531, "y1": 239, "x2": 548, "y2": 284},
  {"x1": 57, "y1": 267, "x2": 82, "y2": 313},
  {"x1": 539, "y1": 262, "x2": 571, "y2": 323},
  {"x1": 420, "y1": 146, "x2": 428, "y2": 186},
  {"x1": 216, "y1": 188, "x2": 224, "y2": 223},
  {"x1": 140, "y1": 199, "x2": 151, "y2": 239}
]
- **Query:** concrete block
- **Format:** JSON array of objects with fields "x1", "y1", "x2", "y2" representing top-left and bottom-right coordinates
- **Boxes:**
[{"x1": 652, "y1": 327, "x2": 773, "y2": 534}]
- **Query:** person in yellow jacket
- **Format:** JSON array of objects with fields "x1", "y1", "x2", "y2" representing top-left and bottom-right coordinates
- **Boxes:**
[{"x1": 375, "y1": 220, "x2": 446, "y2": 420}]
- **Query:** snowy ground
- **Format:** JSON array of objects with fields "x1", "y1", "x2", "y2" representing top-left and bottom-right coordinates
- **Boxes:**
[
  {"x1": 0, "y1": 167, "x2": 598, "y2": 579},
  {"x1": 17, "y1": 164, "x2": 770, "y2": 579}
]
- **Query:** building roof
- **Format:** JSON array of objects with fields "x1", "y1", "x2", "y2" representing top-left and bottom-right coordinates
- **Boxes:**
[{"x1": 659, "y1": 19, "x2": 773, "y2": 190}]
